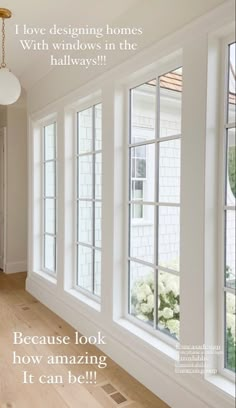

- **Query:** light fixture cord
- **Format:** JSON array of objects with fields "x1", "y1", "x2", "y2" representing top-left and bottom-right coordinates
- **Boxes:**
[{"x1": 1, "y1": 18, "x2": 6, "y2": 68}]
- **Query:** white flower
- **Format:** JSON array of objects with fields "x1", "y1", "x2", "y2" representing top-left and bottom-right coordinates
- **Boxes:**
[
  {"x1": 166, "y1": 279, "x2": 178, "y2": 297},
  {"x1": 137, "y1": 289, "x2": 147, "y2": 303},
  {"x1": 146, "y1": 274, "x2": 154, "y2": 291},
  {"x1": 147, "y1": 294, "x2": 154, "y2": 309},
  {"x1": 160, "y1": 273, "x2": 179, "y2": 297},
  {"x1": 227, "y1": 295, "x2": 236, "y2": 315},
  {"x1": 136, "y1": 283, "x2": 152, "y2": 303},
  {"x1": 136, "y1": 314, "x2": 149, "y2": 322},
  {"x1": 158, "y1": 281, "x2": 165, "y2": 295},
  {"x1": 135, "y1": 303, "x2": 141, "y2": 313},
  {"x1": 162, "y1": 307, "x2": 174, "y2": 319},
  {"x1": 166, "y1": 319, "x2": 180, "y2": 337},
  {"x1": 142, "y1": 283, "x2": 152, "y2": 296},
  {"x1": 227, "y1": 313, "x2": 236, "y2": 339},
  {"x1": 174, "y1": 304, "x2": 180, "y2": 314},
  {"x1": 140, "y1": 302, "x2": 152, "y2": 314}
]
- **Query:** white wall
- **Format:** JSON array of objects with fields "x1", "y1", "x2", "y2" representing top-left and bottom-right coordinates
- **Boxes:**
[
  {"x1": 26, "y1": 1, "x2": 227, "y2": 111},
  {"x1": 0, "y1": 98, "x2": 28, "y2": 273},
  {"x1": 0, "y1": 106, "x2": 7, "y2": 127}
]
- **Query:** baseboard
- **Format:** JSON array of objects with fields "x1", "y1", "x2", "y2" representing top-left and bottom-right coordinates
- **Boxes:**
[
  {"x1": 26, "y1": 275, "x2": 235, "y2": 408},
  {"x1": 5, "y1": 261, "x2": 27, "y2": 274}
]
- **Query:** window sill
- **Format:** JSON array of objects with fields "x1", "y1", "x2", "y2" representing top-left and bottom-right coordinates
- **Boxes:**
[
  {"x1": 66, "y1": 288, "x2": 101, "y2": 313},
  {"x1": 32, "y1": 270, "x2": 57, "y2": 285},
  {"x1": 206, "y1": 374, "x2": 236, "y2": 399},
  {"x1": 116, "y1": 317, "x2": 179, "y2": 362}
]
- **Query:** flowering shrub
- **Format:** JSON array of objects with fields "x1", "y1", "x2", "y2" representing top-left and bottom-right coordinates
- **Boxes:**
[
  {"x1": 131, "y1": 272, "x2": 180, "y2": 339},
  {"x1": 226, "y1": 293, "x2": 236, "y2": 371},
  {"x1": 227, "y1": 328, "x2": 236, "y2": 371}
]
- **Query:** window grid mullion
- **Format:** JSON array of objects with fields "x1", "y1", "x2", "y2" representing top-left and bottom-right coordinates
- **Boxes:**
[
  {"x1": 128, "y1": 68, "x2": 182, "y2": 341},
  {"x1": 77, "y1": 198, "x2": 102, "y2": 203},
  {"x1": 77, "y1": 242, "x2": 101, "y2": 251},
  {"x1": 128, "y1": 134, "x2": 181, "y2": 149},
  {"x1": 42, "y1": 123, "x2": 57, "y2": 274},
  {"x1": 128, "y1": 200, "x2": 180, "y2": 207},
  {"x1": 224, "y1": 286, "x2": 236, "y2": 295},
  {"x1": 76, "y1": 113, "x2": 79, "y2": 287},
  {"x1": 43, "y1": 159, "x2": 57, "y2": 164},
  {"x1": 43, "y1": 232, "x2": 57, "y2": 238},
  {"x1": 92, "y1": 105, "x2": 96, "y2": 295},
  {"x1": 128, "y1": 89, "x2": 132, "y2": 314},
  {"x1": 128, "y1": 257, "x2": 179, "y2": 276},
  {"x1": 225, "y1": 122, "x2": 236, "y2": 129},
  {"x1": 222, "y1": 41, "x2": 236, "y2": 375},
  {"x1": 76, "y1": 149, "x2": 102, "y2": 157},
  {"x1": 154, "y1": 75, "x2": 160, "y2": 330},
  {"x1": 76, "y1": 104, "x2": 102, "y2": 298}
]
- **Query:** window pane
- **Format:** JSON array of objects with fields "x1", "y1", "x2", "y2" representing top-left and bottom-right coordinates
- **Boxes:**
[
  {"x1": 158, "y1": 206, "x2": 180, "y2": 271},
  {"x1": 159, "y1": 67, "x2": 182, "y2": 138},
  {"x1": 227, "y1": 128, "x2": 236, "y2": 205},
  {"x1": 44, "y1": 199, "x2": 56, "y2": 234},
  {"x1": 78, "y1": 155, "x2": 93, "y2": 199},
  {"x1": 78, "y1": 108, "x2": 93, "y2": 154},
  {"x1": 129, "y1": 260, "x2": 154, "y2": 326},
  {"x1": 159, "y1": 139, "x2": 181, "y2": 203},
  {"x1": 130, "y1": 204, "x2": 155, "y2": 263},
  {"x1": 130, "y1": 80, "x2": 156, "y2": 144},
  {"x1": 44, "y1": 235, "x2": 55, "y2": 272},
  {"x1": 225, "y1": 210, "x2": 235, "y2": 289},
  {"x1": 78, "y1": 200, "x2": 93, "y2": 245},
  {"x1": 44, "y1": 161, "x2": 55, "y2": 197},
  {"x1": 136, "y1": 158, "x2": 146, "y2": 178},
  {"x1": 94, "y1": 250, "x2": 101, "y2": 297},
  {"x1": 132, "y1": 180, "x2": 143, "y2": 201},
  {"x1": 95, "y1": 202, "x2": 102, "y2": 248},
  {"x1": 228, "y1": 43, "x2": 236, "y2": 124},
  {"x1": 158, "y1": 271, "x2": 180, "y2": 339},
  {"x1": 76, "y1": 104, "x2": 102, "y2": 298},
  {"x1": 130, "y1": 144, "x2": 155, "y2": 202},
  {"x1": 225, "y1": 292, "x2": 236, "y2": 372},
  {"x1": 95, "y1": 104, "x2": 102, "y2": 151},
  {"x1": 77, "y1": 245, "x2": 93, "y2": 292},
  {"x1": 44, "y1": 124, "x2": 55, "y2": 161},
  {"x1": 95, "y1": 153, "x2": 102, "y2": 199}
]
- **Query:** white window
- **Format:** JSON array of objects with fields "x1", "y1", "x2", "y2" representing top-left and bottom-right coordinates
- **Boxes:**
[
  {"x1": 222, "y1": 41, "x2": 235, "y2": 373},
  {"x1": 76, "y1": 103, "x2": 102, "y2": 298},
  {"x1": 42, "y1": 123, "x2": 57, "y2": 274},
  {"x1": 128, "y1": 68, "x2": 182, "y2": 340}
]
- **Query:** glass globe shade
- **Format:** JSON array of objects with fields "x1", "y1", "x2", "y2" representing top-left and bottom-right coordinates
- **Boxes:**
[{"x1": 0, "y1": 67, "x2": 21, "y2": 105}]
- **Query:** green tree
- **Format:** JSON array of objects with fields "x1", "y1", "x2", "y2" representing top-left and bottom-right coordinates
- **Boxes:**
[
  {"x1": 226, "y1": 327, "x2": 236, "y2": 372},
  {"x1": 229, "y1": 146, "x2": 236, "y2": 198}
]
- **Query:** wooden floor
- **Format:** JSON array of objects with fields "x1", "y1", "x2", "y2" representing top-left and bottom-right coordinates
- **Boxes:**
[{"x1": 0, "y1": 272, "x2": 169, "y2": 408}]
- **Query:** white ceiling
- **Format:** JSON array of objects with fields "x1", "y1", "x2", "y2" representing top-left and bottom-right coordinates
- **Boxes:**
[
  {"x1": 3, "y1": 0, "x2": 139, "y2": 84},
  {"x1": 1, "y1": 0, "x2": 228, "y2": 90}
]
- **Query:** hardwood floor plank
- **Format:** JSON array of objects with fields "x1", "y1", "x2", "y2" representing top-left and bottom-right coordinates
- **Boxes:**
[{"x1": 0, "y1": 272, "x2": 170, "y2": 408}]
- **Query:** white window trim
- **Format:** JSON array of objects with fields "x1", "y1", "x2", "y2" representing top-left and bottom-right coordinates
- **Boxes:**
[
  {"x1": 122, "y1": 57, "x2": 182, "y2": 348},
  {"x1": 41, "y1": 121, "x2": 58, "y2": 276},
  {"x1": 218, "y1": 32, "x2": 236, "y2": 382},
  {"x1": 30, "y1": 114, "x2": 58, "y2": 280},
  {"x1": 73, "y1": 99, "x2": 103, "y2": 303}
]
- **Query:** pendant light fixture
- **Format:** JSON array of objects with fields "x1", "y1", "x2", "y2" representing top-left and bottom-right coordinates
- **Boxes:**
[{"x1": 0, "y1": 8, "x2": 21, "y2": 105}]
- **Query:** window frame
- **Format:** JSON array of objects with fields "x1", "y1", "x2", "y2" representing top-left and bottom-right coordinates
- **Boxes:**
[
  {"x1": 41, "y1": 120, "x2": 58, "y2": 276},
  {"x1": 218, "y1": 33, "x2": 236, "y2": 381},
  {"x1": 124, "y1": 59, "x2": 183, "y2": 347},
  {"x1": 74, "y1": 100, "x2": 102, "y2": 302}
]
